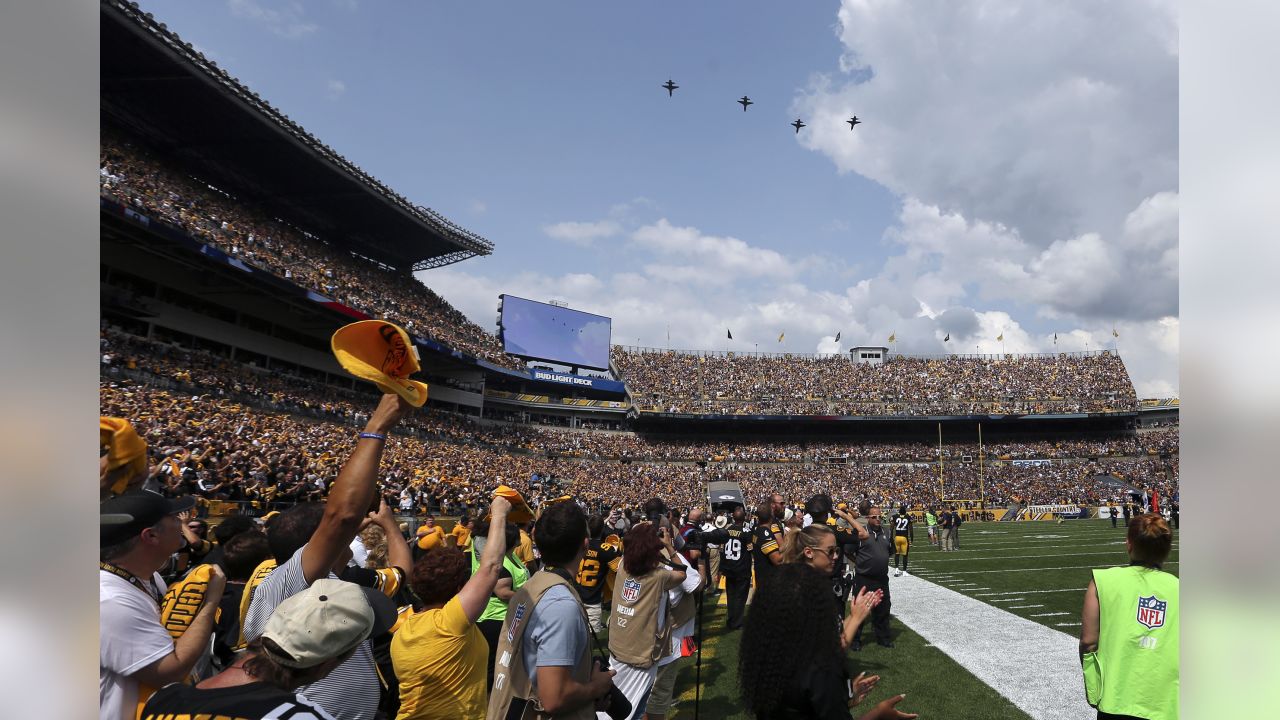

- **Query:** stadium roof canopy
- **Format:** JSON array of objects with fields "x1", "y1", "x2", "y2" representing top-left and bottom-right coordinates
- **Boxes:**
[{"x1": 100, "y1": 0, "x2": 493, "y2": 272}]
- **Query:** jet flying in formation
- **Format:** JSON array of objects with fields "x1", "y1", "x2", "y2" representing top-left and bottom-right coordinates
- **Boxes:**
[
  {"x1": 738, "y1": 95, "x2": 753, "y2": 111},
  {"x1": 662, "y1": 79, "x2": 678, "y2": 96},
  {"x1": 847, "y1": 116, "x2": 861, "y2": 130},
  {"x1": 791, "y1": 118, "x2": 806, "y2": 134}
]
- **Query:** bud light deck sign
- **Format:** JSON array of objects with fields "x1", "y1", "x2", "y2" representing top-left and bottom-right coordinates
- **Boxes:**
[{"x1": 1136, "y1": 595, "x2": 1167, "y2": 629}]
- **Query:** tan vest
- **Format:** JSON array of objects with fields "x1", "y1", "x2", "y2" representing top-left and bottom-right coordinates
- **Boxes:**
[
  {"x1": 608, "y1": 565, "x2": 674, "y2": 668},
  {"x1": 486, "y1": 570, "x2": 596, "y2": 720}
]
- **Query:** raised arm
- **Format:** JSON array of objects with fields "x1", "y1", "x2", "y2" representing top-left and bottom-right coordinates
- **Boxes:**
[
  {"x1": 302, "y1": 394, "x2": 411, "y2": 584},
  {"x1": 370, "y1": 499, "x2": 412, "y2": 577},
  {"x1": 458, "y1": 497, "x2": 512, "y2": 622}
]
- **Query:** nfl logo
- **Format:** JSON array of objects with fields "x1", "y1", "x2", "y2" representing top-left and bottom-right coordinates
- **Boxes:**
[
  {"x1": 621, "y1": 577, "x2": 642, "y2": 603},
  {"x1": 507, "y1": 603, "x2": 526, "y2": 643},
  {"x1": 1136, "y1": 595, "x2": 1167, "y2": 630}
]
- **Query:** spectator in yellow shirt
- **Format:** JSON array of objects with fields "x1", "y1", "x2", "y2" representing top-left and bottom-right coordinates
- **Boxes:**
[
  {"x1": 450, "y1": 515, "x2": 474, "y2": 553},
  {"x1": 392, "y1": 497, "x2": 511, "y2": 719},
  {"x1": 414, "y1": 516, "x2": 445, "y2": 555}
]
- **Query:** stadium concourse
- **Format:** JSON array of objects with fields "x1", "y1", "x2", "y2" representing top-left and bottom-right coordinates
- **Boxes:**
[{"x1": 98, "y1": 5, "x2": 1180, "y2": 718}]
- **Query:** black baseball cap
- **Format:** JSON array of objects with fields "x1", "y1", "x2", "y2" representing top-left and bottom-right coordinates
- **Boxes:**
[{"x1": 101, "y1": 489, "x2": 196, "y2": 546}]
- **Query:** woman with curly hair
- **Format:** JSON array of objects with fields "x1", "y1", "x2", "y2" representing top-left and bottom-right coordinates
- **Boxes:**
[
  {"x1": 608, "y1": 521, "x2": 687, "y2": 720},
  {"x1": 739, "y1": 563, "x2": 916, "y2": 720},
  {"x1": 390, "y1": 495, "x2": 510, "y2": 719}
]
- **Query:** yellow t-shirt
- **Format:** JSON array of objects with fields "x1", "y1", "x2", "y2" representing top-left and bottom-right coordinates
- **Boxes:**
[
  {"x1": 415, "y1": 526, "x2": 445, "y2": 551},
  {"x1": 392, "y1": 596, "x2": 488, "y2": 720},
  {"x1": 516, "y1": 529, "x2": 535, "y2": 565},
  {"x1": 451, "y1": 525, "x2": 472, "y2": 552}
]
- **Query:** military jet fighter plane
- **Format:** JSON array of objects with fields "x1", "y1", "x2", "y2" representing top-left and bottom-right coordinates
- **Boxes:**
[
  {"x1": 791, "y1": 118, "x2": 806, "y2": 133},
  {"x1": 738, "y1": 95, "x2": 753, "y2": 111},
  {"x1": 847, "y1": 116, "x2": 861, "y2": 130},
  {"x1": 663, "y1": 79, "x2": 678, "y2": 96}
]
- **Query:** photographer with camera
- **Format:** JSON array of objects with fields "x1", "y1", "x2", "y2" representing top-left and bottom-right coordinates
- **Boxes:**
[
  {"x1": 486, "y1": 500, "x2": 620, "y2": 720},
  {"x1": 608, "y1": 521, "x2": 688, "y2": 720}
]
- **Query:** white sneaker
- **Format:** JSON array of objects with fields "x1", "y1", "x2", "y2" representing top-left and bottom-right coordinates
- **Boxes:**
[
  {"x1": 901, "y1": 570, "x2": 909, "y2": 577},
  {"x1": 894, "y1": 570, "x2": 902, "y2": 577}
]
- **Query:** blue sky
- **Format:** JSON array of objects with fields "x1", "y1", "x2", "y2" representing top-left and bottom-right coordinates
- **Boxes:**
[{"x1": 144, "y1": 0, "x2": 1179, "y2": 395}]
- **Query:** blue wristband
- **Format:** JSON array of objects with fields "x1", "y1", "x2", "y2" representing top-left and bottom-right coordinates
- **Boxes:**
[{"x1": 359, "y1": 432, "x2": 387, "y2": 442}]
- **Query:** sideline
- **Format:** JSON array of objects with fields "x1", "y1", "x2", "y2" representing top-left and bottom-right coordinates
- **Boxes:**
[{"x1": 889, "y1": 572, "x2": 1094, "y2": 720}]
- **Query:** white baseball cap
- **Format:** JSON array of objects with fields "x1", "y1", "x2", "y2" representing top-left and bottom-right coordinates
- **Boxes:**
[{"x1": 260, "y1": 579, "x2": 380, "y2": 668}]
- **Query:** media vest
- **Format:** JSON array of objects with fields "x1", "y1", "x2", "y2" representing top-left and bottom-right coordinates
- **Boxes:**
[
  {"x1": 1085, "y1": 565, "x2": 1179, "y2": 720},
  {"x1": 608, "y1": 565, "x2": 674, "y2": 669},
  {"x1": 486, "y1": 570, "x2": 596, "y2": 720}
]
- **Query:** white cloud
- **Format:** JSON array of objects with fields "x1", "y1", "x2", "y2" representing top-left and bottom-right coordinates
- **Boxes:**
[
  {"x1": 325, "y1": 79, "x2": 346, "y2": 100},
  {"x1": 798, "y1": 0, "x2": 1177, "y2": 247},
  {"x1": 631, "y1": 219, "x2": 797, "y2": 281},
  {"x1": 228, "y1": 0, "x2": 318, "y2": 39},
  {"x1": 469, "y1": 200, "x2": 487, "y2": 215},
  {"x1": 542, "y1": 220, "x2": 621, "y2": 246}
]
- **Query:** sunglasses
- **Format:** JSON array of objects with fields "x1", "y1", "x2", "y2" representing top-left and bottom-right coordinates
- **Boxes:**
[{"x1": 815, "y1": 545, "x2": 840, "y2": 558}]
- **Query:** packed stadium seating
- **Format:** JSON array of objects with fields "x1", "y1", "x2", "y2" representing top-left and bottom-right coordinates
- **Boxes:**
[
  {"x1": 101, "y1": 350, "x2": 1178, "y2": 517},
  {"x1": 612, "y1": 346, "x2": 1139, "y2": 416},
  {"x1": 100, "y1": 130, "x2": 523, "y2": 369}
]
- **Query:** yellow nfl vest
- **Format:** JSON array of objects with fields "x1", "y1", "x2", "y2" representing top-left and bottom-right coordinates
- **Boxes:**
[{"x1": 1085, "y1": 565, "x2": 1179, "y2": 720}]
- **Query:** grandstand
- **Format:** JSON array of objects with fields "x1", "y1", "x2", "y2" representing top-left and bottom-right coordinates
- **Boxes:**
[{"x1": 99, "y1": 0, "x2": 1175, "y2": 520}]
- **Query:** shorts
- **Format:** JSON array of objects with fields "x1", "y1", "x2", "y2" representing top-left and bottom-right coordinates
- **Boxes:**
[{"x1": 894, "y1": 536, "x2": 909, "y2": 554}]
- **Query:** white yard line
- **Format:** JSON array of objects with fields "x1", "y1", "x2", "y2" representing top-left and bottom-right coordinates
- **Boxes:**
[
  {"x1": 890, "y1": 572, "x2": 1093, "y2": 720},
  {"x1": 1056, "y1": 622, "x2": 1082, "y2": 627},
  {"x1": 975, "y1": 589, "x2": 1086, "y2": 596},
  {"x1": 921, "y1": 561, "x2": 1177, "y2": 576},
  {"x1": 1008, "y1": 604, "x2": 1045, "y2": 609},
  {"x1": 990, "y1": 597, "x2": 1028, "y2": 603},
  {"x1": 1031, "y1": 612, "x2": 1073, "y2": 617},
  {"x1": 916, "y1": 550, "x2": 1139, "y2": 563}
]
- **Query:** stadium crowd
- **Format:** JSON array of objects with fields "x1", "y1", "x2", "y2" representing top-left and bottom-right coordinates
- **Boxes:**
[
  {"x1": 613, "y1": 347, "x2": 1140, "y2": 416},
  {"x1": 100, "y1": 130, "x2": 522, "y2": 369},
  {"x1": 101, "y1": 375, "x2": 1177, "y2": 519},
  {"x1": 105, "y1": 324, "x2": 1177, "y2": 470}
]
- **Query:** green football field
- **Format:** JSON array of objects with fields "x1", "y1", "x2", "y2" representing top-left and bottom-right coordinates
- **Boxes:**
[{"x1": 659, "y1": 519, "x2": 1179, "y2": 719}]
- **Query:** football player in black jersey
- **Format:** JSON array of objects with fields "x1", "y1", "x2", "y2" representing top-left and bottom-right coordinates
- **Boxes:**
[
  {"x1": 575, "y1": 514, "x2": 622, "y2": 633},
  {"x1": 700, "y1": 505, "x2": 754, "y2": 630},
  {"x1": 750, "y1": 501, "x2": 786, "y2": 592},
  {"x1": 892, "y1": 505, "x2": 914, "y2": 577}
]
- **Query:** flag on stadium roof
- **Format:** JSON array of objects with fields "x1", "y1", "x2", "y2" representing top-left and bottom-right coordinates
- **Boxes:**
[
  {"x1": 777, "y1": 332, "x2": 785, "y2": 343},
  {"x1": 997, "y1": 332, "x2": 1004, "y2": 342},
  {"x1": 943, "y1": 332, "x2": 950, "y2": 342},
  {"x1": 1112, "y1": 327, "x2": 1120, "y2": 338},
  {"x1": 1054, "y1": 332, "x2": 1058, "y2": 345},
  {"x1": 834, "y1": 331, "x2": 841, "y2": 342},
  {"x1": 727, "y1": 329, "x2": 733, "y2": 340},
  {"x1": 888, "y1": 332, "x2": 896, "y2": 343}
]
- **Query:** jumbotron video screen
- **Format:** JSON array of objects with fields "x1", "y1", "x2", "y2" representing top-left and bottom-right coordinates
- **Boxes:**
[{"x1": 497, "y1": 295, "x2": 612, "y2": 369}]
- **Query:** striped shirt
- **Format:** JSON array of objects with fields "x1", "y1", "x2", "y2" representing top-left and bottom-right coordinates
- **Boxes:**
[{"x1": 243, "y1": 544, "x2": 379, "y2": 720}]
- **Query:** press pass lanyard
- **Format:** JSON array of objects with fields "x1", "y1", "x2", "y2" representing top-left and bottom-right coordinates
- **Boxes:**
[{"x1": 100, "y1": 561, "x2": 161, "y2": 605}]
